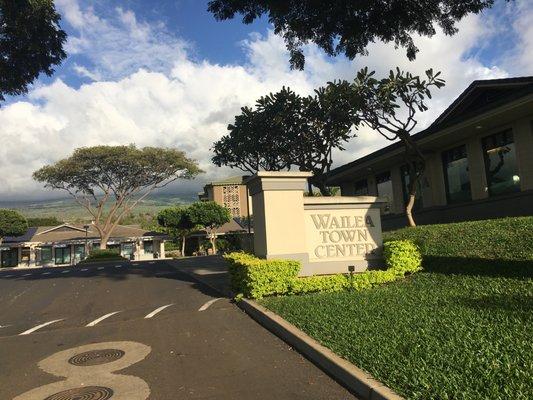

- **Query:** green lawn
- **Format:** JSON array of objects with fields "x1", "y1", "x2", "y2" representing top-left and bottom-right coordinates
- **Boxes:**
[{"x1": 260, "y1": 268, "x2": 533, "y2": 399}]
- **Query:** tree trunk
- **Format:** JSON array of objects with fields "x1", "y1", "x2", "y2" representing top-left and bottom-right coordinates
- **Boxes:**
[
  {"x1": 181, "y1": 234, "x2": 186, "y2": 257},
  {"x1": 405, "y1": 193, "x2": 417, "y2": 227},
  {"x1": 211, "y1": 232, "x2": 217, "y2": 255},
  {"x1": 307, "y1": 180, "x2": 313, "y2": 196},
  {"x1": 99, "y1": 232, "x2": 111, "y2": 249}
]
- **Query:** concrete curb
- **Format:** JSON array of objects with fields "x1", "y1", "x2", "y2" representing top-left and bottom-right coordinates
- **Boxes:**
[
  {"x1": 238, "y1": 299, "x2": 404, "y2": 400},
  {"x1": 177, "y1": 265, "x2": 403, "y2": 400}
]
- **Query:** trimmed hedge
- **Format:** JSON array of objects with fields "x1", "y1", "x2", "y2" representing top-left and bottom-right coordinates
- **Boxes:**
[
  {"x1": 224, "y1": 240, "x2": 421, "y2": 299},
  {"x1": 384, "y1": 216, "x2": 533, "y2": 261},
  {"x1": 82, "y1": 249, "x2": 126, "y2": 263}
]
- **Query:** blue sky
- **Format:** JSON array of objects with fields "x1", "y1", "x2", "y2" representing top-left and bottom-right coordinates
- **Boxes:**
[{"x1": 0, "y1": 0, "x2": 532, "y2": 200}]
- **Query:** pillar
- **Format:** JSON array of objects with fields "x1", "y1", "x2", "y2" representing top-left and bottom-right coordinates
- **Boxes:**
[
  {"x1": 514, "y1": 118, "x2": 533, "y2": 191},
  {"x1": 466, "y1": 137, "x2": 488, "y2": 200},
  {"x1": 246, "y1": 172, "x2": 311, "y2": 260}
]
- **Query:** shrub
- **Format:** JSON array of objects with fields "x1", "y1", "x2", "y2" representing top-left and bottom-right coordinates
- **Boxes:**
[
  {"x1": 383, "y1": 240, "x2": 422, "y2": 275},
  {"x1": 225, "y1": 240, "x2": 421, "y2": 299},
  {"x1": 224, "y1": 252, "x2": 300, "y2": 299},
  {"x1": 166, "y1": 250, "x2": 182, "y2": 258},
  {"x1": 83, "y1": 249, "x2": 125, "y2": 262}
]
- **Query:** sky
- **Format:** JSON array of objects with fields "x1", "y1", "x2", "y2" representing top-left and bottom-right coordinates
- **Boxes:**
[{"x1": 0, "y1": 0, "x2": 532, "y2": 201}]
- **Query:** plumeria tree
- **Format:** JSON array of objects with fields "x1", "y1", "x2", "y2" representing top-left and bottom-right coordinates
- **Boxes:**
[
  {"x1": 157, "y1": 206, "x2": 196, "y2": 257},
  {"x1": 188, "y1": 201, "x2": 231, "y2": 254}
]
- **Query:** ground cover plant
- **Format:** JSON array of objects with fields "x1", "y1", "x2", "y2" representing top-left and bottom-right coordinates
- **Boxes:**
[
  {"x1": 260, "y1": 217, "x2": 533, "y2": 399},
  {"x1": 81, "y1": 249, "x2": 126, "y2": 263}
]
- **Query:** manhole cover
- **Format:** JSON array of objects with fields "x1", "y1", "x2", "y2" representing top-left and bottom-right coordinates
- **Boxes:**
[
  {"x1": 68, "y1": 349, "x2": 125, "y2": 366},
  {"x1": 44, "y1": 386, "x2": 113, "y2": 400}
]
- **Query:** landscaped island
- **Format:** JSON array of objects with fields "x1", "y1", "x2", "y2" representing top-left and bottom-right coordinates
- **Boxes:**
[{"x1": 258, "y1": 217, "x2": 533, "y2": 400}]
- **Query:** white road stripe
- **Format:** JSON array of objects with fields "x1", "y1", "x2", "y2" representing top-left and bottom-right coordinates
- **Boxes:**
[
  {"x1": 114, "y1": 265, "x2": 122, "y2": 268},
  {"x1": 198, "y1": 298, "x2": 223, "y2": 311},
  {"x1": 144, "y1": 304, "x2": 174, "y2": 319},
  {"x1": 22, "y1": 273, "x2": 32, "y2": 277},
  {"x1": 148, "y1": 261, "x2": 155, "y2": 264},
  {"x1": 61, "y1": 270, "x2": 70, "y2": 274},
  {"x1": 19, "y1": 319, "x2": 64, "y2": 335},
  {"x1": 81, "y1": 268, "x2": 88, "y2": 271},
  {"x1": 97, "y1": 267, "x2": 105, "y2": 270},
  {"x1": 86, "y1": 311, "x2": 121, "y2": 327},
  {"x1": 4, "y1": 275, "x2": 13, "y2": 278},
  {"x1": 42, "y1": 272, "x2": 51, "y2": 275}
]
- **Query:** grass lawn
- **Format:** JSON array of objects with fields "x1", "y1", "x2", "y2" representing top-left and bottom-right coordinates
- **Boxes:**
[{"x1": 260, "y1": 269, "x2": 533, "y2": 399}]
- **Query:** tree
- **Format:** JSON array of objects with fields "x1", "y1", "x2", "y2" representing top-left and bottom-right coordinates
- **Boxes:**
[
  {"x1": 26, "y1": 216, "x2": 63, "y2": 227},
  {"x1": 212, "y1": 85, "x2": 356, "y2": 195},
  {"x1": 346, "y1": 67, "x2": 446, "y2": 227},
  {"x1": 0, "y1": 0, "x2": 67, "y2": 101},
  {"x1": 0, "y1": 209, "x2": 28, "y2": 244},
  {"x1": 188, "y1": 201, "x2": 231, "y2": 255},
  {"x1": 157, "y1": 207, "x2": 196, "y2": 257},
  {"x1": 33, "y1": 145, "x2": 203, "y2": 249},
  {"x1": 208, "y1": 0, "x2": 507, "y2": 69}
]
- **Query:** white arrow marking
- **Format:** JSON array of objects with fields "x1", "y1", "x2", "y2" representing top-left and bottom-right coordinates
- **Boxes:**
[
  {"x1": 20, "y1": 319, "x2": 64, "y2": 335},
  {"x1": 198, "y1": 298, "x2": 223, "y2": 311},
  {"x1": 86, "y1": 311, "x2": 121, "y2": 327},
  {"x1": 144, "y1": 304, "x2": 174, "y2": 319}
]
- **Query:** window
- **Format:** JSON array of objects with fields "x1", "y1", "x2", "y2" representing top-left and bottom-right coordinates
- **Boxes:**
[
  {"x1": 73, "y1": 245, "x2": 86, "y2": 263},
  {"x1": 222, "y1": 185, "x2": 241, "y2": 217},
  {"x1": 442, "y1": 145, "x2": 472, "y2": 204},
  {"x1": 21, "y1": 247, "x2": 31, "y2": 266},
  {"x1": 144, "y1": 241, "x2": 154, "y2": 254},
  {"x1": 122, "y1": 243, "x2": 135, "y2": 260},
  {"x1": 1, "y1": 248, "x2": 18, "y2": 268},
  {"x1": 354, "y1": 179, "x2": 369, "y2": 195},
  {"x1": 39, "y1": 246, "x2": 53, "y2": 264},
  {"x1": 482, "y1": 130, "x2": 520, "y2": 196},
  {"x1": 400, "y1": 165, "x2": 423, "y2": 210},
  {"x1": 54, "y1": 246, "x2": 71, "y2": 265},
  {"x1": 376, "y1": 172, "x2": 394, "y2": 214}
]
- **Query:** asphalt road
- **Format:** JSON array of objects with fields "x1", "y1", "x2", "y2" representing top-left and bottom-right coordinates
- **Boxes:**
[{"x1": 0, "y1": 259, "x2": 354, "y2": 399}]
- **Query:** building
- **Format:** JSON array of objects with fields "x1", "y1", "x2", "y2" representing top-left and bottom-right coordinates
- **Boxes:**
[
  {"x1": 326, "y1": 76, "x2": 533, "y2": 230},
  {"x1": 198, "y1": 175, "x2": 251, "y2": 218},
  {"x1": 0, "y1": 223, "x2": 167, "y2": 269}
]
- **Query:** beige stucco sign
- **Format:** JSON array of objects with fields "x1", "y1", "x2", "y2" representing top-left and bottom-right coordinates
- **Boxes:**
[{"x1": 247, "y1": 172, "x2": 386, "y2": 276}]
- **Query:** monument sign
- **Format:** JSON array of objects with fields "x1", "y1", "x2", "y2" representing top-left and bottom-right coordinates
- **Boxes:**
[{"x1": 247, "y1": 172, "x2": 385, "y2": 276}]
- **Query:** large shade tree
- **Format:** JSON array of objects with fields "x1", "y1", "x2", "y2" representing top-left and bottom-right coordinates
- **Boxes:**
[
  {"x1": 33, "y1": 145, "x2": 203, "y2": 249},
  {"x1": 0, "y1": 209, "x2": 28, "y2": 244},
  {"x1": 212, "y1": 85, "x2": 355, "y2": 195},
  {"x1": 208, "y1": 0, "x2": 508, "y2": 69},
  {"x1": 0, "y1": 0, "x2": 67, "y2": 101},
  {"x1": 187, "y1": 201, "x2": 231, "y2": 255}
]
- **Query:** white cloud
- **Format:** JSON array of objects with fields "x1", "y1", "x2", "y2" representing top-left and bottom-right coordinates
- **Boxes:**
[{"x1": 0, "y1": 0, "x2": 529, "y2": 201}]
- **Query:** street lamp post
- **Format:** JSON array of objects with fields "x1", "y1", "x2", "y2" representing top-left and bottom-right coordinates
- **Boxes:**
[{"x1": 83, "y1": 224, "x2": 90, "y2": 259}]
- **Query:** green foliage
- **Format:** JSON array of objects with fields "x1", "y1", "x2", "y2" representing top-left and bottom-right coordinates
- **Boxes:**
[
  {"x1": 83, "y1": 249, "x2": 125, "y2": 262},
  {"x1": 261, "y1": 270, "x2": 533, "y2": 400},
  {"x1": 212, "y1": 85, "x2": 355, "y2": 195},
  {"x1": 188, "y1": 201, "x2": 231, "y2": 229},
  {"x1": 383, "y1": 240, "x2": 422, "y2": 275},
  {"x1": 33, "y1": 145, "x2": 202, "y2": 248},
  {"x1": 384, "y1": 217, "x2": 533, "y2": 272},
  {"x1": 208, "y1": 0, "x2": 503, "y2": 69},
  {"x1": 224, "y1": 252, "x2": 300, "y2": 299},
  {"x1": 0, "y1": 0, "x2": 67, "y2": 101},
  {"x1": 225, "y1": 240, "x2": 421, "y2": 299},
  {"x1": 0, "y1": 209, "x2": 28, "y2": 240},
  {"x1": 26, "y1": 216, "x2": 64, "y2": 227}
]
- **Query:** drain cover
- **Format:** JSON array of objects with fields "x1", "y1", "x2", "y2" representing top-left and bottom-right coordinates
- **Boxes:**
[
  {"x1": 44, "y1": 386, "x2": 113, "y2": 400},
  {"x1": 68, "y1": 349, "x2": 125, "y2": 366}
]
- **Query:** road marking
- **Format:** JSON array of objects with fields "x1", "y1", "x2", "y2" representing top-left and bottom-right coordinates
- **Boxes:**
[
  {"x1": 3, "y1": 275, "x2": 14, "y2": 278},
  {"x1": 81, "y1": 268, "x2": 88, "y2": 271},
  {"x1": 20, "y1": 319, "x2": 64, "y2": 335},
  {"x1": 198, "y1": 298, "x2": 223, "y2": 311},
  {"x1": 42, "y1": 272, "x2": 51, "y2": 275},
  {"x1": 0, "y1": 324, "x2": 12, "y2": 329},
  {"x1": 144, "y1": 304, "x2": 174, "y2": 319},
  {"x1": 86, "y1": 311, "x2": 121, "y2": 327},
  {"x1": 114, "y1": 265, "x2": 122, "y2": 268},
  {"x1": 97, "y1": 267, "x2": 105, "y2": 270},
  {"x1": 22, "y1": 273, "x2": 32, "y2": 277},
  {"x1": 61, "y1": 270, "x2": 70, "y2": 274},
  {"x1": 148, "y1": 261, "x2": 155, "y2": 264}
]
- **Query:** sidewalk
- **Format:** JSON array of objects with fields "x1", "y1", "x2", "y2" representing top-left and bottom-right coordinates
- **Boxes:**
[{"x1": 167, "y1": 255, "x2": 232, "y2": 296}]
